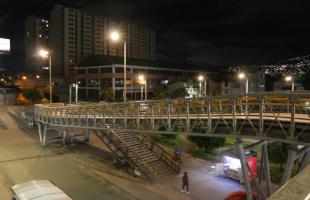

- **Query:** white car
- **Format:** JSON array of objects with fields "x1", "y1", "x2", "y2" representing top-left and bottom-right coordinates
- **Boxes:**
[{"x1": 11, "y1": 180, "x2": 74, "y2": 200}]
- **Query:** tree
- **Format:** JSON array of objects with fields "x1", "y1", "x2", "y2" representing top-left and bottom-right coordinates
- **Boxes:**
[
  {"x1": 167, "y1": 82, "x2": 188, "y2": 98},
  {"x1": 188, "y1": 126, "x2": 225, "y2": 152},
  {"x1": 100, "y1": 81, "x2": 114, "y2": 102},
  {"x1": 153, "y1": 85, "x2": 168, "y2": 99},
  {"x1": 22, "y1": 89, "x2": 42, "y2": 103},
  {"x1": 268, "y1": 143, "x2": 288, "y2": 170}
]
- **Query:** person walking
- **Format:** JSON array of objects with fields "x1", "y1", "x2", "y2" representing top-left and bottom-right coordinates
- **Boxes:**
[{"x1": 181, "y1": 171, "x2": 190, "y2": 194}]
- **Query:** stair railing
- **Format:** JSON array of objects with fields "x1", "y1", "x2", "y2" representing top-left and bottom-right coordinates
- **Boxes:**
[
  {"x1": 140, "y1": 134, "x2": 182, "y2": 173},
  {"x1": 103, "y1": 125, "x2": 157, "y2": 179}
]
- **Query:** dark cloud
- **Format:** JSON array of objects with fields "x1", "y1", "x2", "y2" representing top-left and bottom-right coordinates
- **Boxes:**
[{"x1": 0, "y1": 0, "x2": 310, "y2": 70}]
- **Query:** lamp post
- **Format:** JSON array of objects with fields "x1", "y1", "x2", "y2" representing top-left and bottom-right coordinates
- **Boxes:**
[
  {"x1": 69, "y1": 82, "x2": 80, "y2": 103},
  {"x1": 285, "y1": 75, "x2": 294, "y2": 91},
  {"x1": 238, "y1": 72, "x2": 248, "y2": 94},
  {"x1": 138, "y1": 74, "x2": 147, "y2": 100},
  {"x1": 198, "y1": 75, "x2": 206, "y2": 97},
  {"x1": 39, "y1": 49, "x2": 52, "y2": 103},
  {"x1": 238, "y1": 72, "x2": 249, "y2": 113},
  {"x1": 110, "y1": 31, "x2": 127, "y2": 102}
]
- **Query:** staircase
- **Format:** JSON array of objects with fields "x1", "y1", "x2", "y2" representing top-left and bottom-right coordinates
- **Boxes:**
[{"x1": 94, "y1": 125, "x2": 182, "y2": 180}]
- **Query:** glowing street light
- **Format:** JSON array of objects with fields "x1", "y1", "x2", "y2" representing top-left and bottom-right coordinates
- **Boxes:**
[
  {"x1": 110, "y1": 31, "x2": 120, "y2": 41},
  {"x1": 238, "y1": 72, "x2": 248, "y2": 94},
  {"x1": 22, "y1": 76, "x2": 27, "y2": 80},
  {"x1": 238, "y1": 72, "x2": 249, "y2": 113},
  {"x1": 138, "y1": 74, "x2": 147, "y2": 101},
  {"x1": 110, "y1": 30, "x2": 127, "y2": 102},
  {"x1": 36, "y1": 75, "x2": 40, "y2": 79},
  {"x1": 38, "y1": 48, "x2": 52, "y2": 102},
  {"x1": 39, "y1": 49, "x2": 49, "y2": 58},
  {"x1": 197, "y1": 75, "x2": 206, "y2": 97},
  {"x1": 285, "y1": 75, "x2": 294, "y2": 91}
]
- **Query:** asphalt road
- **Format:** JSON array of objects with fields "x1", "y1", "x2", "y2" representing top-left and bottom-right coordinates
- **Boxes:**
[{"x1": 0, "y1": 106, "x2": 244, "y2": 200}]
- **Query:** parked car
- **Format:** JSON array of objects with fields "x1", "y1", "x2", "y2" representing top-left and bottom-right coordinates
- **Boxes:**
[{"x1": 11, "y1": 180, "x2": 74, "y2": 200}]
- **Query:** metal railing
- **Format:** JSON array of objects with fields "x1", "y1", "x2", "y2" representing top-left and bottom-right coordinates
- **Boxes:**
[
  {"x1": 140, "y1": 134, "x2": 182, "y2": 173},
  {"x1": 35, "y1": 92, "x2": 310, "y2": 145},
  {"x1": 95, "y1": 125, "x2": 156, "y2": 179}
]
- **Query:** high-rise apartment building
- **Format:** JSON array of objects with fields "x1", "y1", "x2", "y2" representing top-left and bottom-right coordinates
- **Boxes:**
[
  {"x1": 25, "y1": 15, "x2": 49, "y2": 74},
  {"x1": 50, "y1": 4, "x2": 156, "y2": 80}
]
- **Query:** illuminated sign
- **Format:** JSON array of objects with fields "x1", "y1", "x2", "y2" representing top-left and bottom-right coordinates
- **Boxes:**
[{"x1": 0, "y1": 38, "x2": 10, "y2": 54}]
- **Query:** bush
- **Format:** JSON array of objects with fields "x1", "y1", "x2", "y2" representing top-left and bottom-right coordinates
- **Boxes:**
[
  {"x1": 268, "y1": 143, "x2": 288, "y2": 169},
  {"x1": 189, "y1": 136, "x2": 225, "y2": 152},
  {"x1": 22, "y1": 89, "x2": 42, "y2": 103},
  {"x1": 152, "y1": 133, "x2": 181, "y2": 148}
]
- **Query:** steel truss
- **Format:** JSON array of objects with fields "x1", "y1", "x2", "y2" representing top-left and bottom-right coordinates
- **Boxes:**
[
  {"x1": 33, "y1": 92, "x2": 310, "y2": 199},
  {"x1": 35, "y1": 92, "x2": 310, "y2": 145}
]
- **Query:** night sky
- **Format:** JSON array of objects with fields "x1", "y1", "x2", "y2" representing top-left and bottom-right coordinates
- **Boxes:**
[{"x1": 0, "y1": 0, "x2": 310, "y2": 71}]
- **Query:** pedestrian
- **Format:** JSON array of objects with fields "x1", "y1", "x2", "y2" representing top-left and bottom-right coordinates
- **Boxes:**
[
  {"x1": 181, "y1": 171, "x2": 190, "y2": 194},
  {"x1": 174, "y1": 147, "x2": 181, "y2": 160}
]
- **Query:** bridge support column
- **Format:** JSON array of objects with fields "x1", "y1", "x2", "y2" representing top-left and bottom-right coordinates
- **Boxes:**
[
  {"x1": 186, "y1": 101, "x2": 190, "y2": 133},
  {"x1": 300, "y1": 152, "x2": 310, "y2": 171},
  {"x1": 151, "y1": 104, "x2": 155, "y2": 130},
  {"x1": 42, "y1": 124, "x2": 47, "y2": 147},
  {"x1": 38, "y1": 123, "x2": 43, "y2": 145},
  {"x1": 263, "y1": 143, "x2": 272, "y2": 196},
  {"x1": 236, "y1": 139, "x2": 253, "y2": 200},
  {"x1": 281, "y1": 145, "x2": 297, "y2": 185}
]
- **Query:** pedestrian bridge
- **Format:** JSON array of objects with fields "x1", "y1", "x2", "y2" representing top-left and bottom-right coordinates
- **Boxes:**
[
  {"x1": 32, "y1": 91, "x2": 310, "y2": 199},
  {"x1": 34, "y1": 92, "x2": 310, "y2": 146}
]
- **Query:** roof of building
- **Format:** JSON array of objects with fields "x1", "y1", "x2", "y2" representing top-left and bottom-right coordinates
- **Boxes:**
[{"x1": 78, "y1": 55, "x2": 217, "y2": 72}]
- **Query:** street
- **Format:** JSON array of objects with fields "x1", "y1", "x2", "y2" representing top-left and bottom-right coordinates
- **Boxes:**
[{"x1": 0, "y1": 106, "x2": 243, "y2": 200}]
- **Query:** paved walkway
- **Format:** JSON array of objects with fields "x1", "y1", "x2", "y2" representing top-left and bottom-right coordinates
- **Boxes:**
[{"x1": 0, "y1": 106, "x2": 244, "y2": 200}]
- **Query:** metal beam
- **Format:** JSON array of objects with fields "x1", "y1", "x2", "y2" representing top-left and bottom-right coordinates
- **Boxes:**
[{"x1": 236, "y1": 138, "x2": 253, "y2": 200}]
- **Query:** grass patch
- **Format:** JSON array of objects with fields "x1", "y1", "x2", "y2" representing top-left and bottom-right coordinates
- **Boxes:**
[
  {"x1": 269, "y1": 163, "x2": 299, "y2": 183},
  {"x1": 153, "y1": 134, "x2": 183, "y2": 148},
  {"x1": 191, "y1": 147, "x2": 210, "y2": 160}
]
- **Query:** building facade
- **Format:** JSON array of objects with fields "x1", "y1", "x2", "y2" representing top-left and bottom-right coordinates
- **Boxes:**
[
  {"x1": 25, "y1": 16, "x2": 49, "y2": 74},
  {"x1": 50, "y1": 4, "x2": 156, "y2": 81},
  {"x1": 218, "y1": 71, "x2": 266, "y2": 95},
  {"x1": 76, "y1": 63, "x2": 214, "y2": 101}
]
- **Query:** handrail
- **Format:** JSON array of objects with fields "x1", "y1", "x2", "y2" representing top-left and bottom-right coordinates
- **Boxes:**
[
  {"x1": 104, "y1": 125, "x2": 157, "y2": 179},
  {"x1": 139, "y1": 134, "x2": 182, "y2": 173}
]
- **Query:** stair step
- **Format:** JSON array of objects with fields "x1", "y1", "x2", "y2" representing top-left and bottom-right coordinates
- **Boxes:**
[
  {"x1": 143, "y1": 157, "x2": 159, "y2": 163},
  {"x1": 121, "y1": 137, "x2": 138, "y2": 141},
  {"x1": 130, "y1": 145, "x2": 146, "y2": 150},
  {"x1": 129, "y1": 150, "x2": 151, "y2": 157}
]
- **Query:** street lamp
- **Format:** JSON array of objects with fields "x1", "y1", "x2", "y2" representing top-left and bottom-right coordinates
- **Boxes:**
[
  {"x1": 238, "y1": 72, "x2": 248, "y2": 94},
  {"x1": 238, "y1": 72, "x2": 249, "y2": 113},
  {"x1": 285, "y1": 75, "x2": 294, "y2": 91},
  {"x1": 39, "y1": 49, "x2": 52, "y2": 102},
  {"x1": 198, "y1": 75, "x2": 206, "y2": 97},
  {"x1": 138, "y1": 74, "x2": 147, "y2": 101},
  {"x1": 110, "y1": 31, "x2": 127, "y2": 102}
]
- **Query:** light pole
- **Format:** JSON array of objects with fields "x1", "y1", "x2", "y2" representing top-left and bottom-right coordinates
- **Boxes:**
[
  {"x1": 69, "y1": 82, "x2": 80, "y2": 103},
  {"x1": 198, "y1": 75, "x2": 206, "y2": 97},
  {"x1": 238, "y1": 72, "x2": 249, "y2": 113},
  {"x1": 238, "y1": 72, "x2": 249, "y2": 94},
  {"x1": 285, "y1": 75, "x2": 294, "y2": 91},
  {"x1": 39, "y1": 49, "x2": 52, "y2": 103},
  {"x1": 110, "y1": 31, "x2": 127, "y2": 102},
  {"x1": 138, "y1": 74, "x2": 147, "y2": 101}
]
